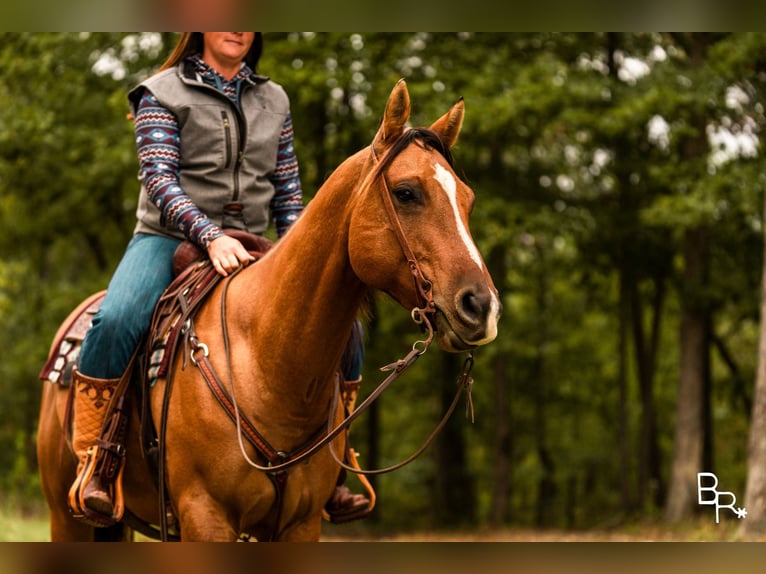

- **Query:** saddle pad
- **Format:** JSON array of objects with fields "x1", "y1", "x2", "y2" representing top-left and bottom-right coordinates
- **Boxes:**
[
  {"x1": 39, "y1": 291, "x2": 106, "y2": 386},
  {"x1": 36, "y1": 266, "x2": 214, "y2": 388}
]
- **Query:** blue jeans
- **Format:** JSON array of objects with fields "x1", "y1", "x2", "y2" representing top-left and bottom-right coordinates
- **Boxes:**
[
  {"x1": 78, "y1": 233, "x2": 181, "y2": 379},
  {"x1": 341, "y1": 320, "x2": 364, "y2": 381}
]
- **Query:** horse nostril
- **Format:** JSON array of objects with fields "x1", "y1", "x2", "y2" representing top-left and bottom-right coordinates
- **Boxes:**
[{"x1": 458, "y1": 289, "x2": 484, "y2": 324}]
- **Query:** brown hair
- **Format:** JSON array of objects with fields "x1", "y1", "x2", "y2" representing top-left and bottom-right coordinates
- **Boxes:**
[{"x1": 158, "y1": 32, "x2": 264, "y2": 73}]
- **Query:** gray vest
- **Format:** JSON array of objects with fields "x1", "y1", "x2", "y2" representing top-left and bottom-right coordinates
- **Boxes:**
[{"x1": 130, "y1": 61, "x2": 291, "y2": 241}]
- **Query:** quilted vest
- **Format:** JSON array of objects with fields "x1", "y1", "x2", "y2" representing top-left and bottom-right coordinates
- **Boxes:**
[{"x1": 129, "y1": 60, "x2": 290, "y2": 240}]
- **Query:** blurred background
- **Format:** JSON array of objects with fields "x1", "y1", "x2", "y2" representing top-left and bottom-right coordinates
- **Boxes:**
[{"x1": 2, "y1": 32, "x2": 766, "y2": 541}]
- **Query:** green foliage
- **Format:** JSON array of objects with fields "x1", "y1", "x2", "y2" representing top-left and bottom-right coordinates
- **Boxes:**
[
  {"x1": 1, "y1": 33, "x2": 764, "y2": 535},
  {"x1": 0, "y1": 32, "x2": 167, "y2": 499}
]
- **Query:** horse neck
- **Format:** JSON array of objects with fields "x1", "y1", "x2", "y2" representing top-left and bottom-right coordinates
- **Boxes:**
[{"x1": 234, "y1": 150, "x2": 371, "y2": 401}]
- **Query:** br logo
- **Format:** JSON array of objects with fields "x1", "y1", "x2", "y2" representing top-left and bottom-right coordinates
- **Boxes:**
[{"x1": 697, "y1": 472, "x2": 747, "y2": 523}]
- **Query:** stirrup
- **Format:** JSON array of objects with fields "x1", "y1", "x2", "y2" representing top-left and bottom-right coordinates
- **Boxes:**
[
  {"x1": 322, "y1": 448, "x2": 376, "y2": 524},
  {"x1": 68, "y1": 444, "x2": 126, "y2": 527},
  {"x1": 323, "y1": 485, "x2": 371, "y2": 524}
]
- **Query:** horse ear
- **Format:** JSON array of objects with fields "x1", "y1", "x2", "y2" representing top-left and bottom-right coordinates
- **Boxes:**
[
  {"x1": 429, "y1": 97, "x2": 464, "y2": 150},
  {"x1": 373, "y1": 79, "x2": 411, "y2": 156}
]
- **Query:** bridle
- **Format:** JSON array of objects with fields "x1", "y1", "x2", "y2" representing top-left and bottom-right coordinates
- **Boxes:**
[{"x1": 369, "y1": 140, "x2": 437, "y2": 325}]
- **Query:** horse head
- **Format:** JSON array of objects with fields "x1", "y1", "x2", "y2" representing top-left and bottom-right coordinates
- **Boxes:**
[{"x1": 349, "y1": 80, "x2": 501, "y2": 352}]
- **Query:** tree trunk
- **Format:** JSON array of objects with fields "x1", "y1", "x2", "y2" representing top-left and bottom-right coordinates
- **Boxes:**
[
  {"x1": 740, "y1": 197, "x2": 766, "y2": 537},
  {"x1": 490, "y1": 346, "x2": 511, "y2": 526},
  {"x1": 631, "y1": 263, "x2": 668, "y2": 510},
  {"x1": 433, "y1": 350, "x2": 477, "y2": 527},
  {"x1": 487, "y1": 245, "x2": 511, "y2": 527},
  {"x1": 617, "y1": 271, "x2": 633, "y2": 513},
  {"x1": 665, "y1": 226, "x2": 710, "y2": 521},
  {"x1": 532, "y1": 243, "x2": 556, "y2": 527}
]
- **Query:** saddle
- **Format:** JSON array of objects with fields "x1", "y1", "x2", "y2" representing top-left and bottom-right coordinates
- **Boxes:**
[
  {"x1": 146, "y1": 231, "x2": 272, "y2": 385},
  {"x1": 39, "y1": 230, "x2": 273, "y2": 389}
]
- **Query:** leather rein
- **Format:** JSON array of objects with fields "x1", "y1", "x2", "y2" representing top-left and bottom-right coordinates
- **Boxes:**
[{"x1": 185, "y1": 139, "x2": 475, "y2": 483}]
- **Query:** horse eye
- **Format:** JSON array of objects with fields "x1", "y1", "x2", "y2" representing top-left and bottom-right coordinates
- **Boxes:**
[{"x1": 392, "y1": 186, "x2": 420, "y2": 204}]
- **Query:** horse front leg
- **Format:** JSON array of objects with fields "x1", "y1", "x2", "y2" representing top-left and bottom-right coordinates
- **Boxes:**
[
  {"x1": 48, "y1": 507, "x2": 96, "y2": 541},
  {"x1": 276, "y1": 513, "x2": 324, "y2": 541},
  {"x1": 175, "y1": 490, "x2": 239, "y2": 541}
]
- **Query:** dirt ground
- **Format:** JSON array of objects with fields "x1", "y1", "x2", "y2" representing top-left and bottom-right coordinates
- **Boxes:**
[{"x1": 320, "y1": 521, "x2": 754, "y2": 542}]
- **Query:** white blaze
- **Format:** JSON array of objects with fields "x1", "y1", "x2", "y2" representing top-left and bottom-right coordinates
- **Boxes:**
[
  {"x1": 433, "y1": 163, "x2": 483, "y2": 270},
  {"x1": 433, "y1": 163, "x2": 501, "y2": 345}
]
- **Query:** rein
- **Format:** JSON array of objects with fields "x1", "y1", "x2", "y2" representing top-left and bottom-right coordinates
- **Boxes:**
[
  {"x1": 330, "y1": 352, "x2": 475, "y2": 475},
  {"x1": 204, "y1": 272, "x2": 473, "y2": 476}
]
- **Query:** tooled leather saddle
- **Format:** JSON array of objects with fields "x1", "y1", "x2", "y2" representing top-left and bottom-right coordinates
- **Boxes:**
[{"x1": 39, "y1": 230, "x2": 272, "y2": 389}]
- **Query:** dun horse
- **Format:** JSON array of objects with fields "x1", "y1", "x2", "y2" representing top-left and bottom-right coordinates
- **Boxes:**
[{"x1": 37, "y1": 80, "x2": 501, "y2": 541}]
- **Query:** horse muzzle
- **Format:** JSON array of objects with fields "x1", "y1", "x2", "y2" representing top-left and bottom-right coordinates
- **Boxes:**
[{"x1": 433, "y1": 284, "x2": 502, "y2": 352}]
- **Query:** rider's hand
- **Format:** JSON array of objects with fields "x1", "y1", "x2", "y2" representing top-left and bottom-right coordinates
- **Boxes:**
[{"x1": 207, "y1": 235, "x2": 256, "y2": 276}]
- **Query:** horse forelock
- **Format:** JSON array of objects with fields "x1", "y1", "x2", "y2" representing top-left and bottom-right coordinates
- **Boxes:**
[
  {"x1": 378, "y1": 127, "x2": 454, "y2": 172},
  {"x1": 354, "y1": 127, "x2": 456, "y2": 202}
]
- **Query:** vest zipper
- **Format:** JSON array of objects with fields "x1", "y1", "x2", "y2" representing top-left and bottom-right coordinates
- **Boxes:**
[
  {"x1": 221, "y1": 111, "x2": 232, "y2": 169},
  {"x1": 199, "y1": 81, "x2": 248, "y2": 203},
  {"x1": 232, "y1": 106, "x2": 246, "y2": 202}
]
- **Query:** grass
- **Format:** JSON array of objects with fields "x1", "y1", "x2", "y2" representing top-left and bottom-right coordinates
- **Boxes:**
[
  {"x1": 322, "y1": 520, "x2": 749, "y2": 542},
  {"x1": 0, "y1": 503, "x2": 758, "y2": 542},
  {"x1": 0, "y1": 505, "x2": 49, "y2": 542}
]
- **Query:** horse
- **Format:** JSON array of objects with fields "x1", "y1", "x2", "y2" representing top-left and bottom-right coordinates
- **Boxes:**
[{"x1": 36, "y1": 80, "x2": 501, "y2": 541}]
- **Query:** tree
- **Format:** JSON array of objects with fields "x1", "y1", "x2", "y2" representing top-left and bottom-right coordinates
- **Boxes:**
[
  {"x1": 0, "y1": 32, "x2": 168, "y2": 503},
  {"x1": 663, "y1": 33, "x2": 719, "y2": 522},
  {"x1": 742, "y1": 194, "x2": 766, "y2": 536},
  {"x1": 727, "y1": 33, "x2": 766, "y2": 539}
]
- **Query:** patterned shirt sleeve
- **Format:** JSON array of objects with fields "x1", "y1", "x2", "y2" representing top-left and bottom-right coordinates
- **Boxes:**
[
  {"x1": 269, "y1": 112, "x2": 304, "y2": 238},
  {"x1": 134, "y1": 90, "x2": 224, "y2": 247}
]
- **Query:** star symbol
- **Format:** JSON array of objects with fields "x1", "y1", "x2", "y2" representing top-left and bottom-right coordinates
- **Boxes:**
[{"x1": 735, "y1": 507, "x2": 748, "y2": 519}]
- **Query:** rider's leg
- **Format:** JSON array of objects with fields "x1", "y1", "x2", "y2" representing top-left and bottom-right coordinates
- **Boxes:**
[
  {"x1": 70, "y1": 233, "x2": 180, "y2": 520},
  {"x1": 79, "y1": 234, "x2": 182, "y2": 380}
]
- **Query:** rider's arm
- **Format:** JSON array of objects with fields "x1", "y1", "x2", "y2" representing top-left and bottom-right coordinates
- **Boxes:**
[
  {"x1": 133, "y1": 90, "x2": 225, "y2": 248},
  {"x1": 268, "y1": 112, "x2": 304, "y2": 238}
]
